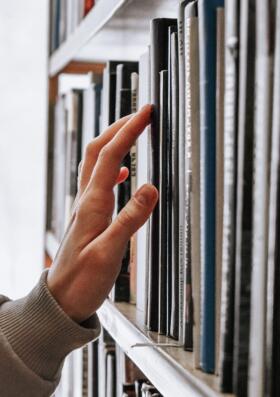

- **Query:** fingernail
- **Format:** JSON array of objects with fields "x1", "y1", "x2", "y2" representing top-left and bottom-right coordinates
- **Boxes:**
[{"x1": 134, "y1": 184, "x2": 157, "y2": 206}]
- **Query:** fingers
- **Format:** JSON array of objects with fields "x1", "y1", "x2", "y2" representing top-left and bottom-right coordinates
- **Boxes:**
[
  {"x1": 78, "y1": 114, "x2": 133, "y2": 195},
  {"x1": 97, "y1": 184, "x2": 158, "y2": 251},
  {"x1": 116, "y1": 167, "x2": 129, "y2": 184},
  {"x1": 87, "y1": 104, "x2": 152, "y2": 194}
]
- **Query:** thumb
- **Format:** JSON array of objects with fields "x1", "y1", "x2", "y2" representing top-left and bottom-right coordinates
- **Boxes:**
[{"x1": 100, "y1": 184, "x2": 158, "y2": 249}]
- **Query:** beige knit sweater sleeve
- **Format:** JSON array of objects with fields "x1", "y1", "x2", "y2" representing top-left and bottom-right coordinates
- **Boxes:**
[{"x1": 0, "y1": 270, "x2": 101, "y2": 397}]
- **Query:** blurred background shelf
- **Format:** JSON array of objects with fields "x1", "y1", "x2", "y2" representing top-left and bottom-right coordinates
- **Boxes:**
[{"x1": 49, "y1": 0, "x2": 178, "y2": 76}]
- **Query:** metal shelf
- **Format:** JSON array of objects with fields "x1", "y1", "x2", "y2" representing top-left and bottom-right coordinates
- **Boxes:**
[
  {"x1": 49, "y1": 0, "x2": 178, "y2": 76},
  {"x1": 45, "y1": 231, "x2": 232, "y2": 397}
]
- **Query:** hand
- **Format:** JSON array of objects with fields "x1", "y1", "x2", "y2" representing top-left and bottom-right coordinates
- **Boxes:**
[{"x1": 47, "y1": 104, "x2": 158, "y2": 323}]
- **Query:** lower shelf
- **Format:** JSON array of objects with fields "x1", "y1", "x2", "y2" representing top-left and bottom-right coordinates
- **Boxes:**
[
  {"x1": 98, "y1": 300, "x2": 232, "y2": 397},
  {"x1": 45, "y1": 230, "x2": 232, "y2": 397}
]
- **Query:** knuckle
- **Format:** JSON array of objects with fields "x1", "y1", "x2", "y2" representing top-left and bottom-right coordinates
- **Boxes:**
[
  {"x1": 85, "y1": 139, "x2": 98, "y2": 158},
  {"x1": 99, "y1": 145, "x2": 111, "y2": 160},
  {"x1": 117, "y1": 206, "x2": 134, "y2": 229}
]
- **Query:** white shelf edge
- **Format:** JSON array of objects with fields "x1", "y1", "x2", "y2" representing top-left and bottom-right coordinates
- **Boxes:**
[
  {"x1": 45, "y1": 231, "x2": 59, "y2": 259},
  {"x1": 49, "y1": 0, "x2": 127, "y2": 76},
  {"x1": 98, "y1": 300, "x2": 227, "y2": 397}
]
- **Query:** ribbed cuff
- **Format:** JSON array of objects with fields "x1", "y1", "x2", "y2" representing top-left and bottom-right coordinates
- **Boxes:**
[{"x1": 0, "y1": 270, "x2": 100, "y2": 381}]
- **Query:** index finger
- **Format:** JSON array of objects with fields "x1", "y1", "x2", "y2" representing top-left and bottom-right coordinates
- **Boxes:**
[{"x1": 87, "y1": 104, "x2": 152, "y2": 193}]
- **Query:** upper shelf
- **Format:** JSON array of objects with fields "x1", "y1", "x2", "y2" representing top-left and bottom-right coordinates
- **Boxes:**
[{"x1": 49, "y1": 0, "x2": 178, "y2": 77}]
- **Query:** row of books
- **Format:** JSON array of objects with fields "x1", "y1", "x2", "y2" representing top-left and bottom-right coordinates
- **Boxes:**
[
  {"x1": 56, "y1": 330, "x2": 162, "y2": 397},
  {"x1": 49, "y1": 0, "x2": 97, "y2": 52},
  {"x1": 49, "y1": 0, "x2": 280, "y2": 396}
]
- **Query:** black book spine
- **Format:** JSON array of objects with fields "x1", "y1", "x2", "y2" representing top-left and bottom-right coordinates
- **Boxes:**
[
  {"x1": 166, "y1": 25, "x2": 177, "y2": 337},
  {"x1": 233, "y1": 1, "x2": 255, "y2": 396},
  {"x1": 147, "y1": 18, "x2": 177, "y2": 332},
  {"x1": 114, "y1": 88, "x2": 132, "y2": 302},
  {"x1": 219, "y1": 0, "x2": 239, "y2": 391}
]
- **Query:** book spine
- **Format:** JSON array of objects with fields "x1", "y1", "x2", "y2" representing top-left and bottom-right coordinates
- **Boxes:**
[
  {"x1": 130, "y1": 72, "x2": 139, "y2": 305},
  {"x1": 183, "y1": 1, "x2": 198, "y2": 352},
  {"x1": 187, "y1": 13, "x2": 200, "y2": 367},
  {"x1": 215, "y1": 6, "x2": 225, "y2": 377},
  {"x1": 136, "y1": 51, "x2": 150, "y2": 315},
  {"x1": 158, "y1": 70, "x2": 168, "y2": 335},
  {"x1": 169, "y1": 31, "x2": 179, "y2": 340},
  {"x1": 233, "y1": 1, "x2": 255, "y2": 395},
  {"x1": 177, "y1": 0, "x2": 188, "y2": 344},
  {"x1": 248, "y1": 1, "x2": 273, "y2": 396},
  {"x1": 266, "y1": 1, "x2": 280, "y2": 395},
  {"x1": 147, "y1": 18, "x2": 176, "y2": 331},
  {"x1": 219, "y1": 0, "x2": 239, "y2": 391},
  {"x1": 198, "y1": 0, "x2": 224, "y2": 373}
]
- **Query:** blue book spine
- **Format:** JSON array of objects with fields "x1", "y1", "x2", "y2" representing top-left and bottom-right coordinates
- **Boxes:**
[{"x1": 198, "y1": 0, "x2": 224, "y2": 373}]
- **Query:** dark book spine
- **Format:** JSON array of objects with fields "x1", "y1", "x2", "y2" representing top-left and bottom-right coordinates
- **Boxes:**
[
  {"x1": 169, "y1": 31, "x2": 179, "y2": 340},
  {"x1": 147, "y1": 18, "x2": 177, "y2": 332},
  {"x1": 158, "y1": 70, "x2": 169, "y2": 335},
  {"x1": 198, "y1": 0, "x2": 224, "y2": 373},
  {"x1": 233, "y1": 1, "x2": 255, "y2": 396},
  {"x1": 183, "y1": 0, "x2": 198, "y2": 352},
  {"x1": 114, "y1": 88, "x2": 132, "y2": 302},
  {"x1": 219, "y1": 0, "x2": 239, "y2": 391},
  {"x1": 166, "y1": 25, "x2": 177, "y2": 337}
]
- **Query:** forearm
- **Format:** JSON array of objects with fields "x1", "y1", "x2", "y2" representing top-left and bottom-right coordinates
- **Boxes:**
[{"x1": 0, "y1": 270, "x2": 100, "y2": 397}]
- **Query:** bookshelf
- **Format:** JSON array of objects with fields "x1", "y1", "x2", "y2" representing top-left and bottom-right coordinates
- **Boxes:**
[
  {"x1": 45, "y1": 232, "x2": 232, "y2": 397},
  {"x1": 46, "y1": 1, "x2": 233, "y2": 396},
  {"x1": 49, "y1": 0, "x2": 178, "y2": 76}
]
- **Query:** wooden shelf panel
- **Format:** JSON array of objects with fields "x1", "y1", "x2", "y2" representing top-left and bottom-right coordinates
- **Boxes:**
[
  {"x1": 49, "y1": 0, "x2": 178, "y2": 76},
  {"x1": 45, "y1": 231, "x2": 232, "y2": 397}
]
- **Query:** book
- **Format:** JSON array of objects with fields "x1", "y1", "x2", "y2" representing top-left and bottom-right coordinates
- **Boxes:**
[
  {"x1": 166, "y1": 25, "x2": 177, "y2": 338},
  {"x1": 81, "y1": 73, "x2": 102, "y2": 155},
  {"x1": 215, "y1": 6, "x2": 225, "y2": 376},
  {"x1": 219, "y1": 0, "x2": 239, "y2": 391},
  {"x1": 64, "y1": 89, "x2": 83, "y2": 227},
  {"x1": 147, "y1": 18, "x2": 177, "y2": 332},
  {"x1": 248, "y1": 1, "x2": 274, "y2": 396},
  {"x1": 88, "y1": 340, "x2": 99, "y2": 397},
  {"x1": 183, "y1": 0, "x2": 198, "y2": 352},
  {"x1": 169, "y1": 29, "x2": 179, "y2": 340},
  {"x1": 112, "y1": 86, "x2": 132, "y2": 302},
  {"x1": 158, "y1": 69, "x2": 169, "y2": 335},
  {"x1": 184, "y1": 6, "x2": 200, "y2": 367},
  {"x1": 51, "y1": 95, "x2": 67, "y2": 241},
  {"x1": 106, "y1": 351, "x2": 116, "y2": 397},
  {"x1": 84, "y1": 0, "x2": 95, "y2": 16},
  {"x1": 136, "y1": 50, "x2": 150, "y2": 315},
  {"x1": 266, "y1": 2, "x2": 280, "y2": 396},
  {"x1": 198, "y1": 0, "x2": 224, "y2": 373},
  {"x1": 233, "y1": 1, "x2": 255, "y2": 395},
  {"x1": 177, "y1": 0, "x2": 188, "y2": 344},
  {"x1": 129, "y1": 72, "x2": 139, "y2": 305},
  {"x1": 101, "y1": 61, "x2": 120, "y2": 130}
]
